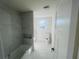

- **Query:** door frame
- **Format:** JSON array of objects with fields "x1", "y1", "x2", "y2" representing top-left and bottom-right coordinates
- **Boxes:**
[{"x1": 73, "y1": 9, "x2": 79, "y2": 59}]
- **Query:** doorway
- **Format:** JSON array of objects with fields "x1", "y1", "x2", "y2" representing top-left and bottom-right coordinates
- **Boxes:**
[
  {"x1": 33, "y1": 16, "x2": 56, "y2": 59},
  {"x1": 35, "y1": 17, "x2": 52, "y2": 42}
]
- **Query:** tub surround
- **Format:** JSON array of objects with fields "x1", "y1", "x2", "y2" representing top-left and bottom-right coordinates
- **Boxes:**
[{"x1": 0, "y1": 2, "x2": 34, "y2": 59}]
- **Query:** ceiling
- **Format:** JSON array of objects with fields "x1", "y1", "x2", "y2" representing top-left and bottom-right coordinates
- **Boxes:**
[{"x1": 0, "y1": 0, "x2": 57, "y2": 16}]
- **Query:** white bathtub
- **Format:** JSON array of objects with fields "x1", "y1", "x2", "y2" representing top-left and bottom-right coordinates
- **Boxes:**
[{"x1": 8, "y1": 45, "x2": 32, "y2": 59}]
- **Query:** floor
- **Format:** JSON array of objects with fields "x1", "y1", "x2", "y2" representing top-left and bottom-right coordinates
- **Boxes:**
[{"x1": 21, "y1": 39, "x2": 55, "y2": 59}]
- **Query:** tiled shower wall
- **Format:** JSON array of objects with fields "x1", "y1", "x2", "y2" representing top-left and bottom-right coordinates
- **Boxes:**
[{"x1": 0, "y1": 3, "x2": 23, "y2": 58}]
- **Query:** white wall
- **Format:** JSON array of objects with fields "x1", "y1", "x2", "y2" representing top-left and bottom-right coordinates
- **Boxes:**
[
  {"x1": 55, "y1": 0, "x2": 79, "y2": 59},
  {"x1": 55, "y1": 0, "x2": 72, "y2": 59}
]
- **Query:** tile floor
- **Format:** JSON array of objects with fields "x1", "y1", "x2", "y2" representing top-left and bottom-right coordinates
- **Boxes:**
[{"x1": 21, "y1": 40, "x2": 55, "y2": 59}]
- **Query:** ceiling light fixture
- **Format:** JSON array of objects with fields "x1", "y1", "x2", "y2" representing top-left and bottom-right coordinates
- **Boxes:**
[{"x1": 43, "y1": 5, "x2": 50, "y2": 9}]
